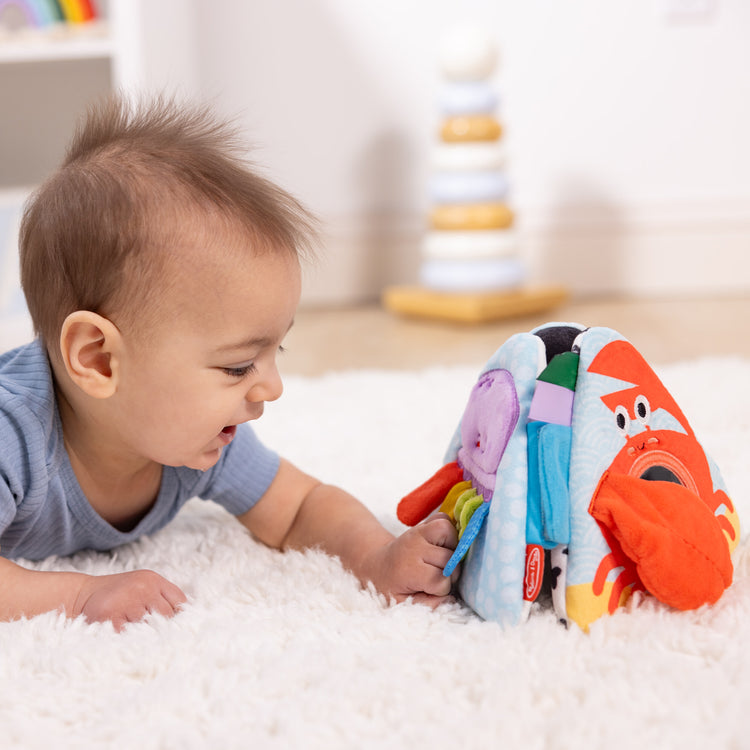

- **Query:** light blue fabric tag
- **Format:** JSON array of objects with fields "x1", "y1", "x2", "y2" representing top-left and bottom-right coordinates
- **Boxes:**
[
  {"x1": 443, "y1": 501, "x2": 490, "y2": 578},
  {"x1": 526, "y1": 421, "x2": 571, "y2": 548},
  {"x1": 525, "y1": 421, "x2": 545, "y2": 547},
  {"x1": 538, "y1": 423, "x2": 571, "y2": 545}
]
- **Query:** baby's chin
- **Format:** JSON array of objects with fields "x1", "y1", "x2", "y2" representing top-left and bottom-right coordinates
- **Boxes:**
[
  {"x1": 166, "y1": 446, "x2": 225, "y2": 472},
  {"x1": 188, "y1": 450, "x2": 224, "y2": 472}
]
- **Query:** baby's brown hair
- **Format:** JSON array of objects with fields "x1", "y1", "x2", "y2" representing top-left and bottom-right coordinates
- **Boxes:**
[{"x1": 20, "y1": 94, "x2": 316, "y2": 351}]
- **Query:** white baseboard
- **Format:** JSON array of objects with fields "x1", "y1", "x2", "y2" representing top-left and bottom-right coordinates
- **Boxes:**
[
  {"x1": 302, "y1": 200, "x2": 750, "y2": 306},
  {"x1": 521, "y1": 198, "x2": 750, "y2": 297},
  {"x1": 5, "y1": 190, "x2": 747, "y2": 311}
]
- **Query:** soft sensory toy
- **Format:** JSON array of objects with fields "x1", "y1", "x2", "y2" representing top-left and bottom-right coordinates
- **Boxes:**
[{"x1": 398, "y1": 323, "x2": 740, "y2": 630}]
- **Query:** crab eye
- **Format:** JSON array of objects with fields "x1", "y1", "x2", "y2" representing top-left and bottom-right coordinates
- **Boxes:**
[
  {"x1": 615, "y1": 405, "x2": 629, "y2": 435},
  {"x1": 634, "y1": 395, "x2": 651, "y2": 426}
]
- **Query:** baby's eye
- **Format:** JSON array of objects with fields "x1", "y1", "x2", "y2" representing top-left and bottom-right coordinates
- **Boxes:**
[
  {"x1": 220, "y1": 345, "x2": 285, "y2": 379},
  {"x1": 222, "y1": 363, "x2": 257, "y2": 379}
]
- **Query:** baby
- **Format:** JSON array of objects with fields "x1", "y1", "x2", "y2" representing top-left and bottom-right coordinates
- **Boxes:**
[{"x1": 0, "y1": 95, "x2": 458, "y2": 630}]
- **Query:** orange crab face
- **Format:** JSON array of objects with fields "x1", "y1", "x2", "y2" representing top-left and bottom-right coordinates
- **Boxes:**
[
  {"x1": 609, "y1": 430, "x2": 703, "y2": 499},
  {"x1": 584, "y1": 339, "x2": 738, "y2": 615},
  {"x1": 590, "y1": 339, "x2": 725, "y2": 514}
]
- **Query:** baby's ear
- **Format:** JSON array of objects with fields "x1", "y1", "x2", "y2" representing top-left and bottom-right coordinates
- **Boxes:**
[{"x1": 59, "y1": 311, "x2": 122, "y2": 398}]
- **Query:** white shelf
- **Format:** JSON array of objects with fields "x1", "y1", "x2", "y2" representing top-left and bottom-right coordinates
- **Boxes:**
[
  {"x1": 0, "y1": 24, "x2": 113, "y2": 64},
  {"x1": 1, "y1": 1, "x2": 194, "y2": 191}
]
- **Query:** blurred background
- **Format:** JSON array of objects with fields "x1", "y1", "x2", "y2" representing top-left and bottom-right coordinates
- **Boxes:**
[{"x1": 2, "y1": 0, "x2": 749, "y2": 368}]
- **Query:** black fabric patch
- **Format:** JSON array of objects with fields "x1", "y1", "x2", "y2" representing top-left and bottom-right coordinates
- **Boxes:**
[{"x1": 534, "y1": 325, "x2": 587, "y2": 364}]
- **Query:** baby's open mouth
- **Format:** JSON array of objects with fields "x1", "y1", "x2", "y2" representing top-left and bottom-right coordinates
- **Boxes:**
[{"x1": 219, "y1": 425, "x2": 237, "y2": 444}]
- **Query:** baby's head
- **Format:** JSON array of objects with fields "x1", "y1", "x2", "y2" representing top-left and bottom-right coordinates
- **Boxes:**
[{"x1": 20, "y1": 94, "x2": 317, "y2": 357}]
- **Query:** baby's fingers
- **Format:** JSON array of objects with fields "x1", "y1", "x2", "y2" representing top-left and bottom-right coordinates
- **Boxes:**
[
  {"x1": 148, "y1": 580, "x2": 188, "y2": 619},
  {"x1": 162, "y1": 580, "x2": 188, "y2": 612},
  {"x1": 415, "y1": 556, "x2": 455, "y2": 598},
  {"x1": 419, "y1": 513, "x2": 458, "y2": 550},
  {"x1": 421, "y1": 542, "x2": 455, "y2": 573}
]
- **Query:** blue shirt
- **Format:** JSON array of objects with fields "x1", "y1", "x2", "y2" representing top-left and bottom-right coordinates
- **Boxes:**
[{"x1": 0, "y1": 340, "x2": 280, "y2": 560}]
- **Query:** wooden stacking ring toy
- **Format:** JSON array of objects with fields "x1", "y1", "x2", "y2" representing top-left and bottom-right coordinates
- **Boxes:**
[
  {"x1": 422, "y1": 230, "x2": 518, "y2": 260},
  {"x1": 431, "y1": 142, "x2": 507, "y2": 172},
  {"x1": 430, "y1": 203, "x2": 514, "y2": 230},
  {"x1": 440, "y1": 115, "x2": 502, "y2": 143}
]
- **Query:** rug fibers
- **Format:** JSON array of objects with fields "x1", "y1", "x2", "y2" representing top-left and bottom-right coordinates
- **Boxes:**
[{"x1": 2, "y1": 358, "x2": 750, "y2": 750}]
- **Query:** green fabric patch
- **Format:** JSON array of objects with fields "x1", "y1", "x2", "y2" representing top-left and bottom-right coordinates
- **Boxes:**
[{"x1": 537, "y1": 351, "x2": 580, "y2": 390}]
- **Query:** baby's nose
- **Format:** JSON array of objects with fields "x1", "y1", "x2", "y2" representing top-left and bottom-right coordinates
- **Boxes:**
[{"x1": 246, "y1": 366, "x2": 283, "y2": 403}]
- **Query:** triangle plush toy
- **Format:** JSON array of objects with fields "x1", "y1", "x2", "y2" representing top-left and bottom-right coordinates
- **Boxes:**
[{"x1": 397, "y1": 323, "x2": 741, "y2": 630}]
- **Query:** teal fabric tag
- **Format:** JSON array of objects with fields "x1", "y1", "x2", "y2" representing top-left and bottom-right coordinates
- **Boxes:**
[{"x1": 538, "y1": 423, "x2": 571, "y2": 545}]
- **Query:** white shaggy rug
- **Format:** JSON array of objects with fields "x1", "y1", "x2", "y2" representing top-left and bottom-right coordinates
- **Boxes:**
[{"x1": 3, "y1": 355, "x2": 750, "y2": 750}]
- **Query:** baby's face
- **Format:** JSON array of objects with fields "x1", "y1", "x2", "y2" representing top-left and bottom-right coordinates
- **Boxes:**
[{"x1": 110, "y1": 239, "x2": 301, "y2": 471}]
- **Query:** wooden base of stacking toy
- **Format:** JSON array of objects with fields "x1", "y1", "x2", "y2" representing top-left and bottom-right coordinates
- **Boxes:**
[{"x1": 382, "y1": 284, "x2": 568, "y2": 324}]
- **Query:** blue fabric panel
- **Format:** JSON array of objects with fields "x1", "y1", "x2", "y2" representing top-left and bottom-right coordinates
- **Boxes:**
[
  {"x1": 538, "y1": 423, "x2": 571, "y2": 545},
  {"x1": 525, "y1": 421, "x2": 545, "y2": 547}
]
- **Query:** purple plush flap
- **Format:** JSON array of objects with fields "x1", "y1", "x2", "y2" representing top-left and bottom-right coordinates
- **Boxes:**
[{"x1": 458, "y1": 369, "x2": 520, "y2": 497}]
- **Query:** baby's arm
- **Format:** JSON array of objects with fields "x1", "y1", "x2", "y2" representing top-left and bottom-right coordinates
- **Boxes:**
[
  {"x1": 0, "y1": 556, "x2": 185, "y2": 631},
  {"x1": 238, "y1": 459, "x2": 459, "y2": 606}
]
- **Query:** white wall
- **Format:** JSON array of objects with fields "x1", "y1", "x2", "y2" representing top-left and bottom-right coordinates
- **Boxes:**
[
  {"x1": 8, "y1": 1, "x2": 747, "y2": 308},
  {"x1": 185, "y1": 0, "x2": 750, "y2": 303}
]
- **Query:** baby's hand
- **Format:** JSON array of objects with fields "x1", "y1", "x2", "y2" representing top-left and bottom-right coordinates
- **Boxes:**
[
  {"x1": 73, "y1": 570, "x2": 187, "y2": 632},
  {"x1": 361, "y1": 513, "x2": 459, "y2": 608}
]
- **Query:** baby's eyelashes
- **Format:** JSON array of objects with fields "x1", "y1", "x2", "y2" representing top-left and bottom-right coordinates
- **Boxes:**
[
  {"x1": 221, "y1": 364, "x2": 257, "y2": 379},
  {"x1": 220, "y1": 345, "x2": 286, "y2": 380}
]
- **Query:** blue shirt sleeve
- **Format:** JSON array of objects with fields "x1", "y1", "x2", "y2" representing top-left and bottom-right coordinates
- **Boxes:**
[
  {"x1": 0, "y1": 452, "x2": 20, "y2": 540},
  {"x1": 0, "y1": 398, "x2": 44, "y2": 542}
]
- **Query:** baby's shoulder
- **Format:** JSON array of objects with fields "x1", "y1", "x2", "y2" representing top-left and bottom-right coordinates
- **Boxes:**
[
  {"x1": 0, "y1": 340, "x2": 58, "y2": 458},
  {"x1": 0, "y1": 340, "x2": 56, "y2": 407}
]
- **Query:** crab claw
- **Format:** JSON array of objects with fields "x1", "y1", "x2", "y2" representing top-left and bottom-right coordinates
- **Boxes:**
[{"x1": 589, "y1": 472, "x2": 733, "y2": 610}]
